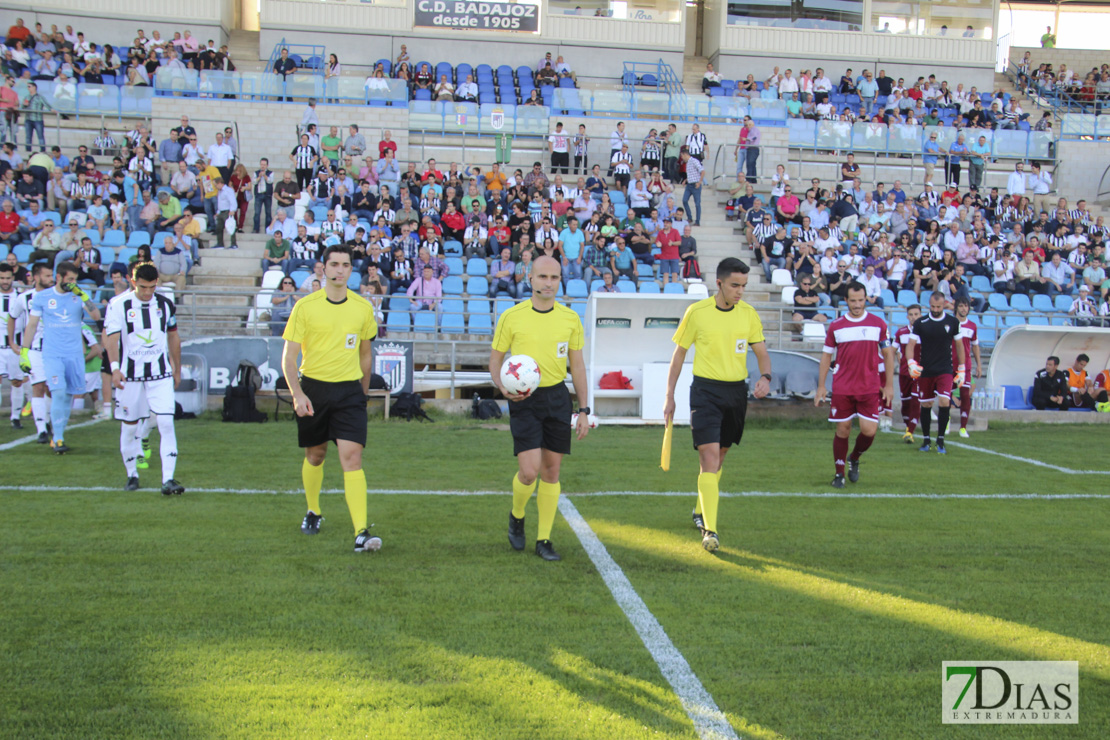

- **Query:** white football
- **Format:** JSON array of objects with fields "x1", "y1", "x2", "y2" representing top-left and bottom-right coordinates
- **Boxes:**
[{"x1": 500, "y1": 354, "x2": 541, "y2": 396}]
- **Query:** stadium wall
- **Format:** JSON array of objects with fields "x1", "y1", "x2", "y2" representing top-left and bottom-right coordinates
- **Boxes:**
[
  {"x1": 258, "y1": 0, "x2": 684, "y2": 83},
  {"x1": 0, "y1": 0, "x2": 234, "y2": 48},
  {"x1": 1054, "y1": 140, "x2": 1110, "y2": 204}
]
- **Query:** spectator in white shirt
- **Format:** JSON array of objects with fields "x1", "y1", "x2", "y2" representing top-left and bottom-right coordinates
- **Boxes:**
[
  {"x1": 942, "y1": 221, "x2": 964, "y2": 253},
  {"x1": 778, "y1": 69, "x2": 799, "y2": 98},
  {"x1": 207, "y1": 132, "x2": 234, "y2": 180},
  {"x1": 701, "y1": 63, "x2": 722, "y2": 94},
  {"x1": 1006, "y1": 162, "x2": 1027, "y2": 203},
  {"x1": 860, "y1": 264, "x2": 885, "y2": 306}
]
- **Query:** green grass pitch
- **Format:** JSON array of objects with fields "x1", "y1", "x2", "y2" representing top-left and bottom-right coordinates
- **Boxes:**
[{"x1": 1, "y1": 415, "x2": 1107, "y2": 739}]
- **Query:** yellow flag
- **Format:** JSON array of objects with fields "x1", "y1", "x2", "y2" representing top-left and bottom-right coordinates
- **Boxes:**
[{"x1": 660, "y1": 419, "x2": 673, "y2": 471}]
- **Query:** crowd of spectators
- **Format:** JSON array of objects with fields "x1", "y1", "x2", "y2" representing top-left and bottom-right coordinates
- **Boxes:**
[
  {"x1": 1016, "y1": 51, "x2": 1110, "y2": 113},
  {"x1": 2, "y1": 18, "x2": 235, "y2": 97},
  {"x1": 258, "y1": 112, "x2": 705, "y2": 333},
  {"x1": 725, "y1": 157, "x2": 1109, "y2": 325},
  {"x1": 704, "y1": 63, "x2": 1049, "y2": 135}
]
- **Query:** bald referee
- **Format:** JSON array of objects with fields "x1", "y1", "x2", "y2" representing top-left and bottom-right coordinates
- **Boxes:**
[
  {"x1": 664, "y1": 257, "x2": 772, "y2": 552},
  {"x1": 490, "y1": 255, "x2": 590, "y2": 562},
  {"x1": 281, "y1": 243, "x2": 381, "y2": 553}
]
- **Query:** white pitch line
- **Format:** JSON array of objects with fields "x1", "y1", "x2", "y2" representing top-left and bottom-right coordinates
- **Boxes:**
[
  {"x1": 940, "y1": 440, "x2": 1110, "y2": 475},
  {"x1": 0, "y1": 485, "x2": 1108, "y2": 500},
  {"x1": 558, "y1": 497, "x2": 740, "y2": 740},
  {"x1": 0, "y1": 418, "x2": 105, "y2": 451}
]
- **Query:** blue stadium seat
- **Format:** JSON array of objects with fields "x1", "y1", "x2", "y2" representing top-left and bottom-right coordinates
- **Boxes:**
[
  {"x1": 663, "y1": 283, "x2": 685, "y2": 294},
  {"x1": 970, "y1": 275, "x2": 992, "y2": 293},
  {"x1": 880, "y1": 289, "x2": 896, "y2": 306},
  {"x1": 414, "y1": 89, "x2": 432, "y2": 101},
  {"x1": 347, "y1": 274, "x2": 361, "y2": 290},
  {"x1": 1009, "y1": 294, "x2": 1032, "y2": 311},
  {"x1": 1031, "y1": 294, "x2": 1054, "y2": 313},
  {"x1": 386, "y1": 303, "x2": 410, "y2": 331},
  {"x1": 445, "y1": 257, "x2": 464, "y2": 275},
  {"x1": 1004, "y1": 315, "x2": 1027, "y2": 328},
  {"x1": 608, "y1": 191, "x2": 625, "y2": 205},
  {"x1": 468, "y1": 313, "x2": 492, "y2": 335},
  {"x1": 896, "y1": 290, "x2": 918, "y2": 308},
  {"x1": 565, "y1": 279, "x2": 588, "y2": 298},
  {"x1": 466, "y1": 258, "x2": 488, "y2": 276},
  {"x1": 616, "y1": 280, "x2": 636, "y2": 293},
  {"x1": 494, "y1": 298, "x2": 515, "y2": 318},
  {"x1": 443, "y1": 239, "x2": 463, "y2": 256},
  {"x1": 413, "y1": 310, "x2": 438, "y2": 332},
  {"x1": 1053, "y1": 294, "x2": 1073, "y2": 312},
  {"x1": 41, "y1": 211, "x2": 61, "y2": 226},
  {"x1": 987, "y1": 293, "x2": 1010, "y2": 311},
  {"x1": 442, "y1": 275, "x2": 464, "y2": 294},
  {"x1": 116, "y1": 247, "x2": 138, "y2": 264},
  {"x1": 13, "y1": 244, "x2": 32, "y2": 262},
  {"x1": 465, "y1": 276, "x2": 488, "y2": 295},
  {"x1": 1003, "y1": 385, "x2": 1033, "y2": 410},
  {"x1": 126, "y1": 231, "x2": 150, "y2": 247},
  {"x1": 1028, "y1": 316, "x2": 1050, "y2": 325},
  {"x1": 590, "y1": 279, "x2": 604, "y2": 293},
  {"x1": 639, "y1": 282, "x2": 660, "y2": 294}
]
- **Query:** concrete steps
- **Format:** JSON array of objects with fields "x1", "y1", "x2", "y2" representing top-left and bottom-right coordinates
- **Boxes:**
[{"x1": 227, "y1": 30, "x2": 265, "y2": 73}]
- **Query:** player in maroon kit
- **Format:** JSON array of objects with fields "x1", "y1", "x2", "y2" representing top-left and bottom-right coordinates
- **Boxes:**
[
  {"x1": 815, "y1": 283, "x2": 895, "y2": 488},
  {"x1": 951, "y1": 298, "x2": 982, "y2": 438},
  {"x1": 894, "y1": 304, "x2": 922, "y2": 443},
  {"x1": 905, "y1": 292, "x2": 964, "y2": 454}
]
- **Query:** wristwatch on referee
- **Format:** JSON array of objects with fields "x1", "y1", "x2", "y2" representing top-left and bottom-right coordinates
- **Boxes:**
[
  {"x1": 577, "y1": 407, "x2": 591, "y2": 415},
  {"x1": 759, "y1": 373, "x2": 772, "y2": 382}
]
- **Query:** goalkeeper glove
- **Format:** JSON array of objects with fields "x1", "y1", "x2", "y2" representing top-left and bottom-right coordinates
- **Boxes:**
[
  {"x1": 68, "y1": 283, "x2": 91, "y2": 302},
  {"x1": 19, "y1": 347, "x2": 31, "y2": 374},
  {"x1": 907, "y1": 359, "x2": 922, "y2": 379},
  {"x1": 954, "y1": 368, "x2": 965, "y2": 387}
]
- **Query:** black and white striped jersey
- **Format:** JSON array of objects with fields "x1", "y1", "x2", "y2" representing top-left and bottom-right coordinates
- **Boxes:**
[
  {"x1": 0, "y1": 288, "x2": 17, "y2": 349},
  {"x1": 103, "y1": 291, "x2": 177, "y2": 381},
  {"x1": 8, "y1": 289, "x2": 43, "y2": 351}
]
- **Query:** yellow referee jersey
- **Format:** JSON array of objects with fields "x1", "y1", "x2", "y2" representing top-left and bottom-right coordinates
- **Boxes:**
[
  {"x1": 672, "y1": 297, "x2": 764, "y2": 382},
  {"x1": 283, "y1": 289, "x2": 378, "y2": 382},
  {"x1": 492, "y1": 299, "x2": 584, "y2": 387}
]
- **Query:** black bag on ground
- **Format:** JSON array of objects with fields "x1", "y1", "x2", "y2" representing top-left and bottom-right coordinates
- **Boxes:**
[
  {"x1": 472, "y1": 393, "x2": 503, "y2": 420},
  {"x1": 391, "y1": 391, "x2": 433, "y2": 422},
  {"x1": 222, "y1": 361, "x2": 268, "y2": 423}
]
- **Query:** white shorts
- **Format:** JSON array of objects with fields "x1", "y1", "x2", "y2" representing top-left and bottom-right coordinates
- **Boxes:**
[
  {"x1": 0, "y1": 348, "x2": 24, "y2": 381},
  {"x1": 115, "y1": 376, "x2": 175, "y2": 422},
  {"x1": 85, "y1": 371, "x2": 101, "y2": 395},
  {"x1": 28, "y1": 349, "x2": 45, "y2": 385}
]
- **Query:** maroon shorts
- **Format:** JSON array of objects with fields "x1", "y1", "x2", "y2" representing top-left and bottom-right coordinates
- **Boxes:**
[
  {"x1": 899, "y1": 374, "x2": 918, "y2": 401},
  {"x1": 829, "y1": 393, "x2": 882, "y2": 423},
  {"x1": 917, "y1": 373, "x2": 953, "y2": 403}
]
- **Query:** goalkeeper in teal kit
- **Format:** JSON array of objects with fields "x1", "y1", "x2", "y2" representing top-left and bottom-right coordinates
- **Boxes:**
[{"x1": 19, "y1": 261, "x2": 101, "y2": 454}]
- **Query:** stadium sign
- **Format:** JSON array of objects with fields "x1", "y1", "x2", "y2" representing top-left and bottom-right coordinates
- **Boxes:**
[
  {"x1": 413, "y1": 0, "x2": 540, "y2": 32},
  {"x1": 372, "y1": 340, "x2": 413, "y2": 396}
]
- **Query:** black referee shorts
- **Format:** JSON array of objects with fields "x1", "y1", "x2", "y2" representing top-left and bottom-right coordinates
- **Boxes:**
[
  {"x1": 296, "y1": 377, "x2": 367, "y2": 448},
  {"x1": 689, "y1": 377, "x2": 748, "y2": 450},
  {"x1": 509, "y1": 383, "x2": 572, "y2": 456}
]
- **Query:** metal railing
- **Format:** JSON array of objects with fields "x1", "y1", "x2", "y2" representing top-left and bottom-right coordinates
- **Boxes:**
[{"x1": 786, "y1": 119, "x2": 1055, "y2": 161}]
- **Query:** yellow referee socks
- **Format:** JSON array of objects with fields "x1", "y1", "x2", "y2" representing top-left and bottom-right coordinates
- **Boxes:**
[
  {"x1": 536, "y1": 480, "x2": 561, "y2": 541},
  {"x1": 697, "y1": 472, "x2": 720, "y2": 534},
  {"x1": 693, "y1": 468, "x2": 722, "y2": 515},
  {"x1": 302, "y1": 458, "x2": 324, "y2": 514},
  {"x1": 511, "y1": 473, "x2": 537, "y2": 519},
  {"x1": 343, "y1": 469, "x2": 368, "y2": 534}
]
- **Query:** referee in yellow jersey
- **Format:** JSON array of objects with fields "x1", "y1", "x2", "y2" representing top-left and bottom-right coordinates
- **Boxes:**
[
  {"x1": 281, "y1": 244, "x2": 381, "y2": 553},
  {"x1": 664, "y1": 257, "x2": 772, "y2": 552},
  {"x1": 490, "y1": 255, "x2": 591, "y2": 562}
]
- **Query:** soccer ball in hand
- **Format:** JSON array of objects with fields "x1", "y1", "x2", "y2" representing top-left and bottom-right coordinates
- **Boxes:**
[{"x1": 500, "y1": 355, "x2": 541, "y2": 397}]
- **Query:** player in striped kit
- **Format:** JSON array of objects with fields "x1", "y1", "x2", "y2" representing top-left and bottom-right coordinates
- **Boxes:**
[
  {"x1": 815, "y1": 283, "x2": 895, "y2": 488},
  {"x1": 951, "y1": 298, "x2": 982, "y2": 438},
  {"x1": 7, "y1": 263, "x2": 54, "y2": 442},
  {"x1": 0, "y1": 263, "x2": 26, "y2": 429},
  {"x1": 103, "y1": 263, "x2": 185, "y2": 495},
  {"x1": 894, "y1": 304, "x2": 922, "y2": 443}
]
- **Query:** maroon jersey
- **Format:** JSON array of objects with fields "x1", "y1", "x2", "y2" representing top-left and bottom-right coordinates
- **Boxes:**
[
  {"x1": 951, "y1": 319, "x2": 977, "y2": 372},
  {"x1": 895, "y1": 324, "x2": 920, "y2": 376},
  {"x1": 824, "y1": 312, "x2": 890, "y2": 396}
]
